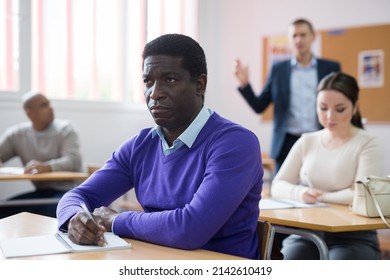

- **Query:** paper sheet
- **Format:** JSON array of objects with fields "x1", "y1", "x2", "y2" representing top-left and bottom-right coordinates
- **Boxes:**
[
  {"x1": 0, "y1": 232, "x2": 131, "y2": 258},
  {"x1": 259, "y1": 198, "x2": 328, "y2": 210},
  {"x1": 0, "y1": 167, "x2": 25, "y2": 175}
]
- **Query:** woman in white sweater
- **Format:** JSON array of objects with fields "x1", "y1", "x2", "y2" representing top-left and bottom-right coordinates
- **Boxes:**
[{"x1": 271, "y1": 72, "x2": 384, "y2": 260}]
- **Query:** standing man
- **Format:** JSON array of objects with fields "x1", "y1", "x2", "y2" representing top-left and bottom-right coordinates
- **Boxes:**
[
  {"x1": 0, "y1": 91, "x2": 82, "y2": 218},
  {"x1": 235, "y1": 18, "x2": 341, "y2": 173}
]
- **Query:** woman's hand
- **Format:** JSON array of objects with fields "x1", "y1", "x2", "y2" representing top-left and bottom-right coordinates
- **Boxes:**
[{"x1": 301, "y1": 188, "x2": 324, "y2": 204}]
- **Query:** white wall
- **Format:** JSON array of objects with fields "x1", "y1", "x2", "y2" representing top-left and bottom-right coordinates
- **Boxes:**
[{"x1": 1, "y1": 0, "x2": 390, "y2": 199}]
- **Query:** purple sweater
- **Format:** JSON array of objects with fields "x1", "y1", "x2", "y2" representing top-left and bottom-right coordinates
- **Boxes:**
[{"x1": 57, "y1": 113, "x2": 263, "y2": 259}]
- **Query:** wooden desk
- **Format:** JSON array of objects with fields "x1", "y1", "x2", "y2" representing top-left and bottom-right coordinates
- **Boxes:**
[
  {"x1": 260, "y1": 203, "x2": 389, "y2": 259},
  {"x1": 0, "y1": 171, "x2": 89, "y2": 181},
  {"x1": 261, "y1": 154, "x2": 275, "y2": 173},
  {"x1": 0, "y1": 171, "x2": 89, "y2": 207},
  {"x1": 0, "y1": 212, "x2": 246, "y2": 260}
]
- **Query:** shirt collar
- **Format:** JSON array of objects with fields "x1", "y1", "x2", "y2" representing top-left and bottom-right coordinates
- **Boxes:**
[
  {"x1": 290, "y1": 56, "x2": 317, "y2": 68},
  {"x1": 151, "y1": 106, "x2": 213, "y2": 148}
]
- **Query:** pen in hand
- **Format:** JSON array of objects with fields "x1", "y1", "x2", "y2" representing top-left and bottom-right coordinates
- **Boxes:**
[
  {"x1": 80, "y1": 202, "x2": 108, "y2": 245},
  {"x1": 303, "y1": 173, "x2": 323, "y2": 203}
]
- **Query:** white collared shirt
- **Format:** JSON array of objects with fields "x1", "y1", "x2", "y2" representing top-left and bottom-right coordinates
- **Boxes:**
[
  {"x1": 151, "y1": 106, "x2": 213, "y2": 155},
  {"x1": 287, "y1": 57, "x2": 319, "y2": 135}
]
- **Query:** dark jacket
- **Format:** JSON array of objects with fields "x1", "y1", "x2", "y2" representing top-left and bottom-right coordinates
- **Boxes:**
[{"x1": 238, "y1": 58, "x2": 341, "y2": 159}]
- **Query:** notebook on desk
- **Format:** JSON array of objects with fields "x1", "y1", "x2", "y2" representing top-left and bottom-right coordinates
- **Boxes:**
[
  {"x1": 259, "y1": 198, "x2": 328, "y2": 210},
  {"x1": 0, "y1": 167, "x2": 24, "y2": 175},
  {"x1": 0, "y1": 232, "x2": 131, "y2": 258}
]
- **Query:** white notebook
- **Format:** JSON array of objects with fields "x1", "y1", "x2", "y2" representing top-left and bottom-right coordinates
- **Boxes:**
[
  {"x1": 259, "y1": 198, "x2": 328, "y2": 210},
  {"x1": 0, "y1": 167, "x2": 24, "y2": 175},
  {"x1": 0, "y1": 232, "x2": 131, "y2": 258}
]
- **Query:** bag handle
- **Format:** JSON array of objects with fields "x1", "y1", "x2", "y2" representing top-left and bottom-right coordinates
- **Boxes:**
[
  {"x1": 363, "y1": 181, "x2": 390, "y2": 228},
  {"x1": 365, "y1": 175, "x2": 390, "y2": 183}
]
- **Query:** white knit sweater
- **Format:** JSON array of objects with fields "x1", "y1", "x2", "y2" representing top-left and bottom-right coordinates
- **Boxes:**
[{"x1": 271, "y1": 129, "x2": 384, "y2": 205}]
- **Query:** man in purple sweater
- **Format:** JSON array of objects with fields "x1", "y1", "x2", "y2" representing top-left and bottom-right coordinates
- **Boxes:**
[{"x1": 57, "y1": 34, "x2": 264, "y2": 259}]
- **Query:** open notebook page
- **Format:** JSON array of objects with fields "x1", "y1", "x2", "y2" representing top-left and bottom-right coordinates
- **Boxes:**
[
  {"x1": 0, "y1": 232, "x2": 131, "y2": 258},
  {"x1": 259, "y1": 198, "x2": 328, "y2": 210}
]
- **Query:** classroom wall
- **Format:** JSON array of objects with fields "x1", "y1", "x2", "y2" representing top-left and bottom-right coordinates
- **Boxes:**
[
  {"x1": 198, "y1": 0, "x2": 390, "y2": 172},
  {"x1": 1, "y1": 0, "x2": 390, "y2": 199}
]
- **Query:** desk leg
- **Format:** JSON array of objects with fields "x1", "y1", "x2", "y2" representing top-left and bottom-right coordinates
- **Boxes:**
[{"x1": 273, "y1": 225, "x2": 330, "y2": 260}]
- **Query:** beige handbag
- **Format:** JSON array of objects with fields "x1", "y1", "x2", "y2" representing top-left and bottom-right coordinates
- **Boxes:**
[{"x1": 352, "y1": 175, "x2": 390, "y2": 227}]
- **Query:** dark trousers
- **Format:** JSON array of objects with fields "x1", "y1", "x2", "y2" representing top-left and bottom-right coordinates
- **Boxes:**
[
  {"x1": 0, "y1": 189, "x2": 66, "y2": 219},
  {"x1": 274, "y1": 133, "x2": 301, "y2": 174}
]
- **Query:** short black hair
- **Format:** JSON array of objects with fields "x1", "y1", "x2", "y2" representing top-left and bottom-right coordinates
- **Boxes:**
[{"x1": 142, "y1": 34, "x2": 207, "y2": 81}]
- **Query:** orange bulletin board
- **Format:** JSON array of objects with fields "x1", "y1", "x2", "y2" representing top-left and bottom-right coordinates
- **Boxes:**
[{"x1": 261, "y1": 24, "x2": 390, "y2": 123}]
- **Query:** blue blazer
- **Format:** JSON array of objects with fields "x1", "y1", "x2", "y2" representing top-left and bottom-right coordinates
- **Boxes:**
[{"x1": 239, "y1": 58, "x2": 341, "y2": 159}]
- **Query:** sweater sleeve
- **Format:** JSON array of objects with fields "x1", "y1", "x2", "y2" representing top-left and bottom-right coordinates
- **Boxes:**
[
  {"x1": 354, "y1": 135, "x2": 384, "y2": 180},
  {"x1": 47, "y1": 123, "x2": 82, "y2": 172},
  {"x1": 238, "y1": 65, "x2": 274, "y2": 114},
  {"x1": 0, "y1": 127, "x2": 18, "y2": 162},
  {"x1": 271, "y1": 137, "x2": 307, "y2": 201}
]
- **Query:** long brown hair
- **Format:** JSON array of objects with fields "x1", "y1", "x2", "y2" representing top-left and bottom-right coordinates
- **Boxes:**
[{"x1": 317, "y1": 72, "x2": 364, "y2": 129}]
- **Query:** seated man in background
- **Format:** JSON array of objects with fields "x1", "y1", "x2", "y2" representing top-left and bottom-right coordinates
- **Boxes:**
[
  {"x1": 57, "y1": 34, "x2": 263, "y2": 260},
  {"x1": 0, "y1": 91, "x2": 82, "y2": 218}
]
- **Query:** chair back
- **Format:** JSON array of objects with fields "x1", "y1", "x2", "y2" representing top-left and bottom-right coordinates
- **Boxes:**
[{"x1": 257, "y1": 220, "x2": 273, "y2": 260}]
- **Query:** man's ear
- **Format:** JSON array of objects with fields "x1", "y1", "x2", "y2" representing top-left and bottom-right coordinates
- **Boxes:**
[
  {"x1": 25, "y1": 108, "x2": 33, "y2": 119},
  {"x1": 196, "y1": 74, "x2": 207, "y2": 96}
]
